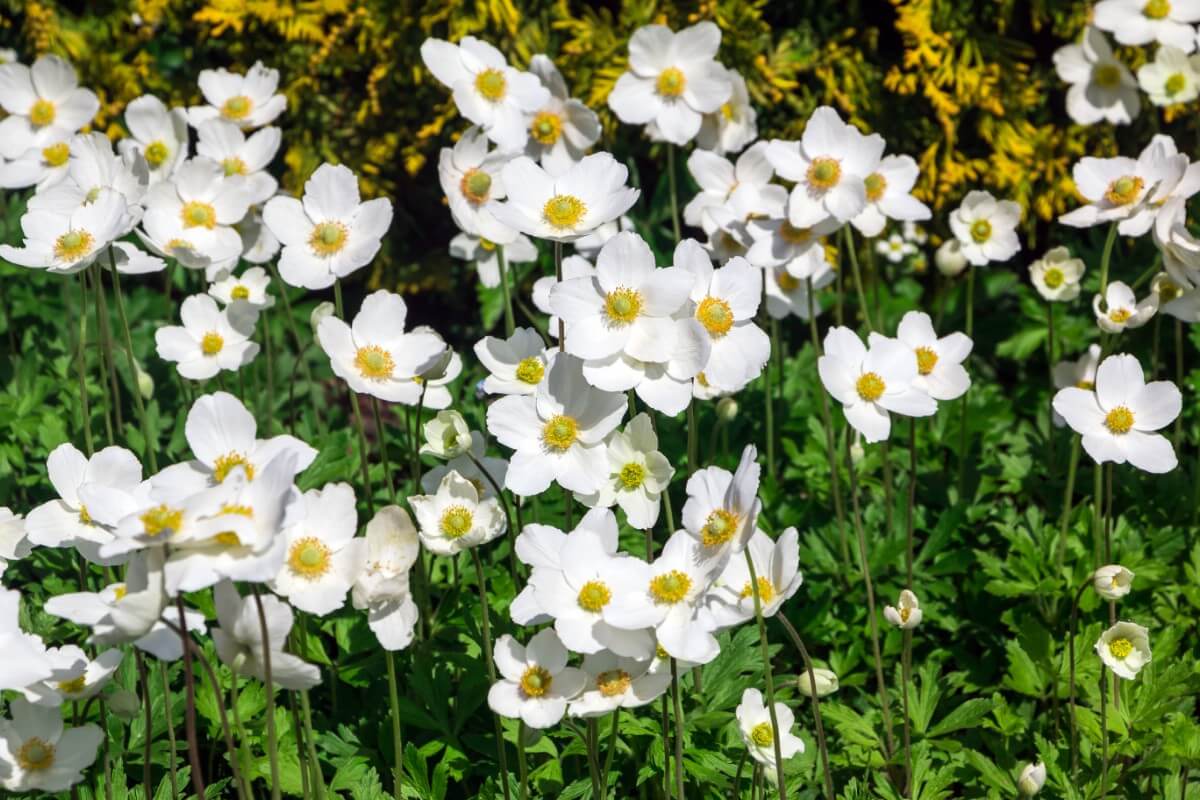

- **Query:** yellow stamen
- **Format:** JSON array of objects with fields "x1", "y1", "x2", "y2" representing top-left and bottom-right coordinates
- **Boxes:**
[
  {"x1": 287, "y1": 537, "x2": 332, "y2": 579},
  {"x1": 1104, "y1": 406, "x2": 1134, "y2": 434},
  {"x1": 221, "y1": 95, "x2": 253, "y2": 120},
  {"x1": 221, "y1": 156, "x2": 247, "y2": 176},
  {"x1": 604, "y1": 287, "x2": 643, "y2": 325},
  {"x1": 856, "y1": 372, "x2": 886, "y2": 402},
  {"x1": 231, "y1": 285, "x2": 251, "y2": 301},
  {"x1": 864, "y1": 172, "x2": 887, "y2": 202},
  {"x1": 969, "y1": 219, "x2": 992, "y2": 243},
  {"x1": 140, "y1": 505, "x2": 183, "y2": 537},
  {"x1": 145, "y1": 140, "x2": 169, "y2": 168},
  {"x1": 1144, "y1": 0, "x2": 1171, "y2": 19},
  {"x1": 460, "y1": 169, "x2": 492, "y2": 204},
  {"x1": 596, "y1": 669, "x2": 632, "y2": 697},
  {"x1": 181, "y1": 201, "x2": 217, "y2": 230},
  {"x1": 700, "y1": 509, "x2": 740, "y2": 547},
  {"x1": 750, "y1": 722, "x2": 774, "y2": 747},
  {"x1": 530, "y1": 111, "x2": 562, "y2": 146},
  {"x1": 57, "y1": 674, "x2": 87, "y2": 694},
  {"x1": 1108, "y1": 637, "x2": 1134, "y2": 658},
  {"x1": 740, "y1": 576, "x2": 776, "y2": 603},
  {"x1": 1043, "y1": 267, "x2": 1064, "y2": 289},
  {"x1": 696, "y1": 296, "x2": 734, "y2": 337},
  {"x1": 53, "y1": 230, "x2": 94, "y2": 263},
  {"x1": 543, "y1": 195, "x2": 587, "y2": 229},
  {"x1": 520, "y1": 664, "x2": 552, "y2": 697},
  {"x1": 29, "y1": 98, "x2": 56, "y2": 127},
  {"x1": 309, "y1": 221, "x2": 348, "y2": 256},
  {"x1": 355, "y1": 345, "x2": 395, "y2": 380},
  {"x1": 656, "y1": 67, "x2": 686, "y2": 97},
  {"x1": 42, "y1": 142, "x2": 69, "y2": 167},
  {"x1": 576, "y1": 580, "x2": 612, "y2": 612},
  {"x1": 474, "y1": 69, "x2": 507, "y2": 101},
  {"x1": 618, "y1": 462, "x2": 646, "y2": 490},
  {"x1": 16, "y1": 737, "x2": 55, "y2": 771},
  {"x1": 1104, "y1": 176, "x2": 1144, "y2": 206},
  {"x1": 515, "y1": 357, "x2": 544, "y2": 385},
  {"x1": 438, "y1": 505, "x2": 474, "y2": 539},
  {"x1": 213, "y1": 452, "x2": 254, "y2": 483},
  {"x1": 541, "y1": 414, "x2": 578, "y2": 451},
  {"x1": 649, "y1": 569, "x2": 692, "y2": 604},
  {"x1": 807, "y1": 157, "x2": 841, "y2": 190},
  {"x1": 916, "y1": 346, "x2": 938, "y2": 375}
]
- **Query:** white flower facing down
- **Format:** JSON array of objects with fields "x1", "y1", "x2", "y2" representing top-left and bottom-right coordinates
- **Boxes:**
[
  {"x1": 209, "y1": 266, "x2": 275, "y2": 310},
  {"x1": 351, "y1": 506, "x2": 421, "y2": 651},
  {"x1": 883, "y1": 589, "x2": 923, "y2": 629},
  {"x1": 272, "y1": 483, "x2": 365, "y2": 617},
  {"x1": 212, "y1": 581, "x2": 320, "y2": 690},
  {"x1": 706, "y1": 528, "x2": 802, "y2": 630},
  {"x1": 317, "y1": 290, "x2": 448, "y2": 403},
  {"x1": 0, "y1": 507, "x2": 30, "y2": 569},
  {"x1": 490, "y1": 153, "x2": 639, "y2": 243},
  {"x1": 576, "y1": 413, "x2": 674, "y2": 531},
  {"x1": 568, "y1": 651, "x2": 671, "y2": 718},
  {"x1": 1138, "y1": 45, "x2": 1200, "y2": 105},
  {"x1": 1018, "y1": 762, "x2": 1047, "y2": 796},
  {"x1": 0, "y1": 697, "x2": 103, "y2": 794},
  {"x1": 745, "y1": 216, "x2": 839, "y2": 281},
  {"x1": 0, "y1": 190, "x2": 125, "y2": 274},
  {"x1": 488, "y1": 628, "x2": 587, "y2": 729},
  {"x1": 736, "y1": 688, "x2": 805, "y2": 770},
  {"x1": 819, "y1": 326, "x2": 936, "y2": 443},
  {"x1": 1053, "y1": 344, "x2": 1101, "y2": 429},
  {"x1": 1151, "y1": 271, "x2": 1200, "y2": 321},
  {"x1": 796, "y1": 668, "x2": 839, "y2": 698},
  {"x1": 764, "y1": 264, "x2": 833, "y2": 321},
  {"x1": 607, "y1": 21, "x2": 732, "y2": 146},
  {"x1": 1030, "y1": 246, "x2": 1085, "y2": 302},
  {"x1": 410, "y1": 471, "x2": 506, "y2": 556},
  {"x1": 525, "y1": 54, "x2": 602, "y2": 176},
  {"x1": 155, "y1": 293, "x2": 259, "y2": 381},
  {"x1": 420, "y1": 37, "x2": 550, "y2": 152},
  {"x1": 474, "y1": 327, "x2": 552, "y2": 396},
  {"x1": 948, "y1": 190, "x2": 1021, "y2": 266},
  {"x1": 421, "y1": 410, "x2": 474, "y2": 460},
  {"x1": 118, "y1": 94, "x2": 189, "y2": 184},
  {"x1": 1093, "y1": 281, "x2": 1158, "y2": 333},
  {"x1": 1095, "y1": 620, "x2": 1151, "y2": 679},
  {"x1": 1052, "y1": 27, "x2": 1139, "y2": 125},
  {"x1": 22, "y1": 646, "x2": 122, "y2": 708},
  {"x1": 696, "y1": 68, "x2": 757, "y2": 156},
  {"x1": 421, "y1": 431, "x2": 509, "y2": 502},
  {"x1": 263, "y1": 162, "x2": 393, "y2": 290},
  {"x1": 885, "y1": 310, "x2": 972, "y2": 402},
  {"x1": 1053, "y1": 353, "x2": 1180, "y2": 473},
  {"x1": 187, "y1": 61, "x2": 287, "y2": 130},
  {"x1": 487, "y1": 353, "x2": 626, "y2": 497},
  {"x1": 0, "y1": 55, "x2": 99, "y2": 161},
  {"x1": 450, "y1": 231, "x2": 537, "y2": 289},
  {"x1": 533, "y1": 254, "x2": 595, "y2": 333},
  {"x1": 1093, "y1": 0, "x2": 1200, "y2": 52},
  {"x1": 0, "y1": 589, "x2": 54, "y2": 691},
  {"x1": 1093, "y1": 564, "x2": 1135, "y2": 600}
]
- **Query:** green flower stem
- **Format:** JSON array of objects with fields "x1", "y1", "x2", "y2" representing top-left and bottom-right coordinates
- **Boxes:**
[
  {"x1": 669, "y1": 658, "x2": 686, "y2": 800},
  {"x1": 1057, "y1": 436, "x2": 1081, "y2": 577},
  {"x1": 135, "y1": 651, "x2": 153, "y2": 800},
  {"x1": 267, "y1": 262, "x2": 326, "y2": 435},
  {"x1": 109, "y1": 263, "x2": 158, "y2": 471},
  {"x1": 159, "y1": 662, "x2": 180, "y2": 800},
  {"x1": 601, "y1": 709, "x2": 620, "y2": 799},
  {"x1": 385, "y1": 651, "x2": 405, "y2": 800},
  {"x1": 517, "y1": 721, "x2": 529, "y2": 800},
  {"x1": 287, "y1": 692, "x2": 310, "y2": 800},
  {"x1": 776, "y1": 615, "x2": 834, "y2": 800},
  {"x1": 298, "y1": 687, "x2": 326, "y2": 799},
  {"x1": 229, "y1": 671, "x2": 254, "y2": 797},
  {"x1": 841, "y1": 226, "x2": 875, "y2": 332},
  {"x1": 1100, "y1": 667, "x2": 1110, "y2": 800},
  {"x1": 1097, "y1": 222, "x2": 1119, "y2": 298},
  {"x1": 262, "y1": 306, "x2": 276, "y2": 435},
  {"x1": 763, "y1": 278, "x2": 776, "y2": 482},
  {"x1": 174, "y1": 598, "x2": 206, "y2": 798},
  {"x1": 901, "y1": 628, "x2": 913, "y2": 798},
  {"x1": 1174, "y1": 320, "x2": 1184, "y2": 448},
  {"x1": 554, "y1": 241, "x2": 565, "y2": 349},
  {"x1": 660, "y1": 695, "x2": 672, "y2": 799},
  {"x1": 334, "y1": 280, "x2": 376, "y2": 517},
  {"x1": 466, "y1": 452, "x2": 521, "y2": 583},
  {"x1": 957, "y1": 266, "x2": 975, "y2": 497},
  {"x1": 1063, "y1": 578, "x2": 1090, "y2": 781},
  {"x1": 667, "y1": 143, "x2": 681, "y2": 244},
  {"x1": 745, "y1": 551, "x2": 787, "y2": 798},
  {"x1": 1047, "y1": 302, "x2": 1056, "y2": 470},
  {"x1": 75, "y1": 271, "x2": 95, "y2": 456},
  {"x1": 586, "y1": 719, "x2": 603, "y2": 798},
  {"x1": 251, "y1": 589, "x2": 283, "y2": 800},
  {"x1": 470, "y1": 549, "x2": 513, "y2": 800},
  {"x1": 498, "y1": 244, "x2": 515, "y2": 337},
  {"x1": 370, "y1": 396, "x2": 399, "y2": 505},
  {"x1": 91, "y1": 264, "x2": 119, "y2": 443}
]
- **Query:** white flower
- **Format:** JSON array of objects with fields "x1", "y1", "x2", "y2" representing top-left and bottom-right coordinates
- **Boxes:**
[
  {"x1": 0, "y1": 589, "x2": 54, "y2": 691},
  {"x1": 684, "y1": 142, "x2": 786, "y2": 235},
  {"x1": 1095, "y1": 620, "x2": 1151, "y2": 679},
  {"x1": 1059, "y1": 142, "x2": 1188, "y2": 235},
  {"x1": 450, "y1": 230, "x2": 537, "y2": 288},
  {"x1": 474, "y1": 327, "x2": 552, "y2": 396},
  {"x1": 0, "y1": 698, "x2": 102, "y2": 793},
  {"x1": 118, "y1": 94, "x2": 189, "y2": 183},
  {"x1": 0, "y1": 127, "x2": 73, "y2": 190},
  {"x1": 487, "y1": 353, "x2": 626, "y2": 496},
  {"x1": 1093, "y1": 564, "x2": 1135, "y2": 600},
  {"x1": 676, "y1": 240, "x2": 770, "y2": 392},
  {"x1": 1053, "y1": 353, "x2": 1180, "y2": 473},
  {"x1": 209, "y1": 266, "x2": 275, "y2": 310},
  {"x1": 1018, "y1": 761, "x2": 1047, "y2": 796},
  {"x1": 736, "y1": 688, "x2": 805, "y2": 769},
  {"x1": 1093, "y1": 281, "x2": 1158, "y2": 332},
  {"x1": 272, "y1": 483, "x2": 364, "y2": 616},
  {"x1": 534, "y1": 254, "x2": 595, "y2": 334},
  {"x1": 1094, "y1": 0, "x2": 1200, "y2": 52},
  {"x1": 766, "y1": 106, "x2": 885, "y2": 227},
  {"x1": 525, "y1": 55, "x2": 602, "y2": 175},
  {"x1": 934, "y1": 239, "x2": 968, "y2": 276},
  {"x1": 511, "y1": 507, "x2": 615, "y2": 626},
  {"x1": 155, "y1": 293, "x2": 259, "y2": 380},
  {"x1": 819, "y1": 326, "x2": 936, "y2": 443},
  {"x1": 421, "y1": 410, "x2": 474, "y2": 460},
  {"x1": 796, "y1": 668, "x2": 839, "y2": 698},
  {"x1": 490, "y1": 153, "x2": 639, "y2": 242},
  {"x1": 568, "y1": 651, "x2": 671, "y2": 718},
  {"x1": 949, "y1": 190, "x2": 1021, "y2": 266},
  {"x1": 1029, "y1": 247, "x2": 1084, "y2": 301},
  {"x1": 1053, "y1": 28, "x2": 1139, "y2": 125},
  {"x1": 883, "y1": 589, "x2": 923, "y2": 629},
  {"x1": 764, "y1": 265, "x2": 832, "y2": 321},
  {"x1": 421, "y1": 432, "x2": 509, "y2": 505},
  {"x1": 410, "y1": 471, "x2": 506, "y2": 555},
  {"x1": 263, "y1": 162, "x2": 393, "y2": 290},
  {"x1": 1151, "y1": 271, "x2": 1200, "y2": 321},
  {"x1": 351, "y1": 506, "x2": 421, "y2": 651},
  {"x1": 0, "y1": 190, "x2": 125, "y2": 273},
  {"x1": 887, "y1": 310, "x2": 972, "y2": 402},
  {"x1": 488, "y1": 628, "x2": 587, "y2": 729},
  {"x1": 238, "y1": 209, "x2": 281, "y2": 264},
  {"x1": 421, "y1": 37, "x2": 550, "y2": 151},
  {"x1": 212, "y1": 582, "x2": 320, "y2": 689},
  {"x1": 576, "y1": 413, "x2": 674, "y2": 531},
  {"x1": 28, "y1": 132, "x2": 149, "y2": 236},
  {"x1": 0, "y1": 508, "x2": 30, "y2": 569},
  {"x1": 681, "y1": 444, "x2": 761, "y2": 564},
  {"x1": 572, "y1": 217, "x2": 632, "y2": 260},
  {"x1": 195, "y1": 119, "x2": 280, "y2": 206},
  {"x1": 317, "y1": 290, "x2": 447, "y2": 403},
  {"x1": 22, "y1": 646, "x2": 122, "y2": 707},
  {"x1": 607, "y1": 22, "x2": 732, "y2": 145},
  {"x1": 706, "y1": 528, "x2": 802, "y2": 630},
  {"x1": 851, "y1": 154, "x2": 931, "y2": 237},
  {"x1": 1053, "y1": 344, "x2": 1102, "y2": 417},
  {"x1": 0, "y1": 55, "x2": 99, "y2": 160},
  {"x1": 187, "y1": 61, "x2": 287, "y2": 129},
  {"x1": 696, "y1": 68, "x2": 757, "y2": 155},
  {"x1": 745, "y1": 216, "x2": 839, "y2": 280},
  {"x1": 875, "y1": 232, "x2": 916, "y2": 264},
  {"x1": 1138, "y1": 45, "x2": 1200, "y2": 104},
  {"x1": 438, "y1": 126, "x2": 518, "y2": 245}
]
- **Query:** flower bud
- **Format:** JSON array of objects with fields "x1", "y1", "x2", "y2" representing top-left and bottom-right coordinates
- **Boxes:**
[
  {"x1": 107, "y1": 688, "x2": 140, "y2": 720},
  {"x1": 310, "y1": 301, "x2": 335, "y2": 336},
  {"x1": 1018, "y1": 761, "x2": 1046, "y2": 796},
  {"x1": 421, "y1": 410, "x2": 473, "y2": 460},
  {"x1": 716, "y1": 396, "x2": 738, "y2": 422},
  {"x1": 136, "y1": 363, "x2": 154, "y2": 399},
  {"x1": 850, "y1": 439, "x2": 865, "y2": 465},
  {"x1": 796, "y1": 667, "x2": 839, "y2": 698},
  {"x1": 1092, "y1": 565, "x2": 1133, "y2": 601},
  {"x1": 883, "y1": 589, "x2": 922, "y2": 629},
  {"x1": 935, "y1": 239, "x2": 968, "y2": 277}
]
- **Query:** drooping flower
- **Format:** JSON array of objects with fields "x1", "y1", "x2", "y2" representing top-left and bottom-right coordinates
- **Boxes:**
[
  {"x1": 1095, "y1": 620, "x2": 1151, "y2": 679},
  {"x1": 1151, "y1": 271, "x2": 1200, "y2": 321},
  {"x1": 735, "y1": 688, "x2": 805, "y2": 769},
  {"x1": 525, "y1": 55, "x2": 602, "y2": 175},
  {"x1": 450, "y1": 230, "x2": 537, "y2": 289},
  {"x1": 212, "y1": 581, "x2": 321, "y2": 689},
  {"x1": 1018, "y1": 761, "x2": 1047, "y2": 796},
  {"x1": 438, "y1": 126, "x2": 519, "y2": 246},
  {"x1": 271, "y1": 483, "x2": 365, "y2": 616},
  {"x1": 883, "y1": 589, "x2": 923, "y2": 629},
  {"x1": 576, "y1": 413, "x2": 674, "y2": 531},
  {"x1": 745, "y1": 216, "x2": 839, "y2": 280},
  {"x1": 474, "y1": 327, "x2": 552, "y2": 396},
  {"x1": 187, "y1": 61, "x2": 287, "y2": 130},
  {"x1": 0, "y1": 697, "x2": 103, "y2": 793},
  {"x1": 1053, "y1": 345, "x2": 1102, "y2": 429},
  {"x1": 1052, "y1": 27, "x2": 1139, "y2": 125},
  {"x1": 763, "y1": 264, "x2": 833, "y2": 321},
  {"x1": 0, "y1": 55, "x2": 99, "y2": 161},
  {"x1": 351, "y1": 506, "x2": 421, "y2": 651},
  {"x1": 949, "y1": 190, "x2": 1021, "y2": 266},
  {"x1": 681, "y1": 444, "x2": 761, "y2": 564},
  {"x1": 1093, "y1": 281, "x2": 1158, "y2": 333},
  {"x1": 490, "y1": 153, "x2": 639, "y2": 242},
  {"x1": 1029, "y1": 246, "x2": 1085, "y2": 302},
  {"x1": 21, "y1": 646, "x2": 122, "y2": 707},
  {"x1": 0, "y1": 589, "x2": 54, "y2": 691},
  {"x1": 1093, "y1": 564, "x2": 1135, "y2": 600},
  {"x1": 155, "y1": 293, "x2": 259, "y2": 380},
  {"x1": 934, "y1": 239, "x2": 969, "y2": 277},
  {"x1": 568, "y1": 651, "x2": 671, "y2": 718},
  {"x1": 1093, "y1": 0, "x2": 1200, "y2": 52},
  {"x1": 796, "y1": 668, "x2": 839, "y2": 698},
  {"x1": 487, "y1": 628, "x2": 587, "y2": 729},
  {"x1": 0, "y1": 508, "x2": 30, "y2": 569},
  {"x1": 696, "y1": 68, "x2": 757, "y2": 155},
  {"x1": 886, "y1": 311, "x2": 972, "y2": 402},
  {"x1": 1138, "y1": 44, "x2": 1200, "y2": 105},
  {"x1": 420, "y1": 410, "x2": 474, "y2": 461}
]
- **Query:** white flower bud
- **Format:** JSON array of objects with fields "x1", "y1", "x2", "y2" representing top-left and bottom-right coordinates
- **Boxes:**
[
  {"x1": 850, "y1": 439, "x2": 865, "y2": 465},
  {"x1": 1018, "y1": 761, "x2": 1046, "y2": 796},
  {"x1": 716, "y1": 396, "x2": 738, "y2": 422},
  {"x1": 310, "y1": 301, "x2": 335, "y2": 336},
  {"x1": 107, "y1": 688, "x2": 140, "y2": 720},
  {"x1": 1092, "y1": 565, "x2": 1133, "y2": 601},
  {"x1": 796, "y1": 667, "x2": 839, "y2": 698},
  {"x1": 136, "y1": 363, "x2": 154, "y2": 399},
  {"x1": 935, "y1": 239, "x2": 968, "y2": 277},
  {"x1": 421, "y1": 410, "x2": 473, "y2": 460},
  {"x1": 883, "y1": 589, "x2": 922, "y2": 629}
]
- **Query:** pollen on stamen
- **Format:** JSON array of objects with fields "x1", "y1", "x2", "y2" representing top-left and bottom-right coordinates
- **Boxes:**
[
  {"x1": 515, "y1": 357, "x2": 545, "y2": 385},
  {"x1": 460, "y1": 169, "x2": 492, "y2": 204},
  {"x1": 1108, "y1": 637, "x2": 1134, "y2": 658},
  {"x1": 856, "y1": 372, "x2": 886, "y2": 402},
  {"x1": 355, "y1": 345, "x2": 395, "y2": 380},
  {"x1": 530, "y1": 111, "x2": 563, "y2": 145},
  {"x1": 309, "y1": 221, "x2": 349, "y2": 257},
  {"x1": 1104, "y1": 176, "x2": 1144, "y2": 206},
  {"x1": 29, "y1": 98, "x2": 56, "y2": 127},
  {"x1": 618, "y1": 462, "x2": 646, "y2": 490},
  {"x1": 656, "y1": 67, "x2": 686, "y2": 97},
  {"x1": 1104, "y1": 406, "x2": 1135, "y2": 434},
  {"x1": 181, "y1": 200, "x2": 217, "y2": 230},
  {"x1": 864, "y1": 172, "x2": 887, "y2": 202},
  {"x1": 750, "y1": 722, "x2": 774, "y2": 747},
  {"x1": 915, "y1": 346, "x2": 938, "y2": 376},
  {"x1": 596, "y1": 669, "x2": 632, "y2": 697},
  {"x1": 520, "y1": 665, "x2": 552, "y2": 697},
  {"x1": 969, "y1": 219, "x2": 992, "y2": 243},
  {"x1": 541, "y1": 414, "x2": 579, "y2": 451},
  {"x1": 542, "y1": 195, "x2": 587, "y2": 230},
  {"x1": 740, "y1": 576, "x2": 776, "y2": 603},
  {"x1": 807, "y1": 157, "x2": 842, "y2": 191},
  {"x1": 53, "y1": 230, "x2": 94, "y2": 263},
  {"x1": 474, "y1": 68, "x2": 507, "y2": 102},
  {"x1": 604, "y1": 287, "x2": 643, "y2": 325},
  {"x1": 221, "y1": 95, "x2": 253, "y2": 120},
  {"x1": 201, "y1": 331, "x2": 224, "y2": 356},
  {"x1": 288, "y1": 537, "x2": 332, "y2": 579},
  {"x1": 576, "y1": 580, "x2": 612, "y2": 613},
  {"x1": 649, "y1": 570, "x2": 692, "y2": 604},
  {"x1": 696, "y1": 296, "x2": 734, "y2": 337},
  {"x1": 700, "y1": 509, "x2": 740, "y2": 547},
  {"x1": 144, "y1": 140, "x2": 169, "y2": 168}
]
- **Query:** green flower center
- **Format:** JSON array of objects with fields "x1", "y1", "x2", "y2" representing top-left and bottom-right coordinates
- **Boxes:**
[
  {"x1": 618, "y1": 462, "x2": 646, "y2": 490},
  {"x1": 969, "y1": 219, "x2": 992, "y2": 243},
  {"x1": 750, "y1": 722, "x2": 774, "y2": 747}
]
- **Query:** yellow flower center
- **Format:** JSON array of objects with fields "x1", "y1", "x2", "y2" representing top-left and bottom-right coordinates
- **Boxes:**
[
  {"x1": 57, "y1": 674, "x2": 87, "y2": 694},
  {"x1": 42, "y1": 142, "x2": 70, "y2": 167},
  {"x1": 1076, "y1": 379, "x2": 1095, "y2": 390},
  {"x1": 807, "y1": 157, "x2": 842, "y2": 190},
  {"x1": 309, "y1": 221, "x2": 348, "y2": 256},
  {"x1": 145, "y1": 140, "x2": 169, "y2": 168},
  {"x1": 221, "y1": 95, "x2": 253, "y2": 120},
  {"x1": 1108, "y1": 637, "x2": 1134, "y2": 658},
  {"x1": 1092, "y1": 63, "x2": 1122, "y2": 88},
  {"x1": 541, "y1": 414, "x2": 579, "y2": 451},
  {"x1": 1104, "y1": 406, "x2": 1135, "y2": 434},
  {"x1": 656, "y1": 67, "x2": 686, "y2": 97},
  {"x1": 543, "y1": 194, "x2": 587, "y2": 229},
  {"x1": 530, "y1": 111, "x2": 563, "y2": 145},
  {"x1": 596, "y1": 669, "x2": 632, "y2": 697},
  {"x1": 1105, "y1": 176, "x2": 1144, "y2": 207},
  {"x1": 899, "y1": 607, "x2": 912, "y2": 623},
  {"x1": 618, "y1": 462, "x2": 646, "y2": 490},
  {"x1": 856, "y1": 371, "x2": 886, "y2": 402},
  {"x1": 355, "y1": 345, "x2": 395, "y2": 380},
  {"x1": 113, "y1": 583, "x2": 128, "y2": 601},
  {"x1": 181, "y1": 201, "x2": 217, "y2": 230},
  {"x1": 696, "y1": 296, "x2": 734, "y2": 337},
  {"x1": 16, "y1": 737, "x2": 55, "y2": 771},
  {"x1": 29, "y1": 98, "x2": 56, "y2": 127},
  {"x1": 700, "y1": 508, "x2": 740, "y2": 547},
  {"x1": 288, "y1": 537, "x2": 332, "y2": 579},
  {"x1": 864, "y1": 172, "x2": 887, "y2": 202},
  {"x1": 1043, "y1": 267, "x2": 1064, "y2": 289},
  {"x1": 166, "y1": 238, "x2": 193, "y2": 252},
  {"x1": 474, "y1": 68, "x2": 507, "y2": 101},
  {"x1": 460, "y1": 168, "x2": 492, "y2": 204},
  {"x1": 1108, "y1": 308, "x2": 1132, "y2": 324},
  {"x1": 779, "y1": 222, "x2": 812, "y2": 245},
  {"x1": 200, "y1": 331, "x2": 224, "y2": 356},
  {"x1": 439, "y1": 505, "x2": 474, "y2": 539},
  {"x1": 222, "y1": 156, "x2": 247, "y2": 176},
  {"x1": 214, "y1": 531, "x2": 241, "y2": 546},
  {"x1": 1144, "y1": 0, "x2": 1171, "y2": 19},
  {"x1": 969, "y1": 219, "x2": 992, "y2": 243},
  {"x1": 53, "y1": 230, "x2": 94, "y2": 263},
  {"x1": 576, "y1": 580, "x2": 612, "y2": 612},
  {"x1": 915, "y1": 346, "x2": 938, "y2": 375},
  {"x1": 604, "y1": 287, "x2": 643, "y2": 325},
  {"x1": 1164, "y1": 72, "x2": 1187, "y2": 96},
  {"x1": 520, "y1": 664, "x2": 553, "y2": 697},
  {"x1": 140, "y1": 504, "x2": 183, "y2": 537},
  {"x1": 720, "y1": 101, "x2": 736, "y2": 120},
  {"x1": 78, "y1": 505, "x2": 93, "y2": 525},
  {"x1": 479, "y1": 238, "x2": 496, "y2": 251},
  {"x1": 649, "y1": 569, "x2": 693, "y2": 604},
  {"x1": 740, "y1": 576, "x2": 776, "y2": 603},
  {"x1": 750, "y1": 722, "x2": 774, "y2": 747},
  {"x1": 213, "y1": 452, "x2": 254, "y2": 483},
  {"x1": 515, "y1": 356, "x2": 544, "y2": 385},
  {"x1": 1158, "y1": 279, "x2": 1181, "y2": 302},
  {"x1": 231, "y1": 285, "x2": 251, "y2": 301}
]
